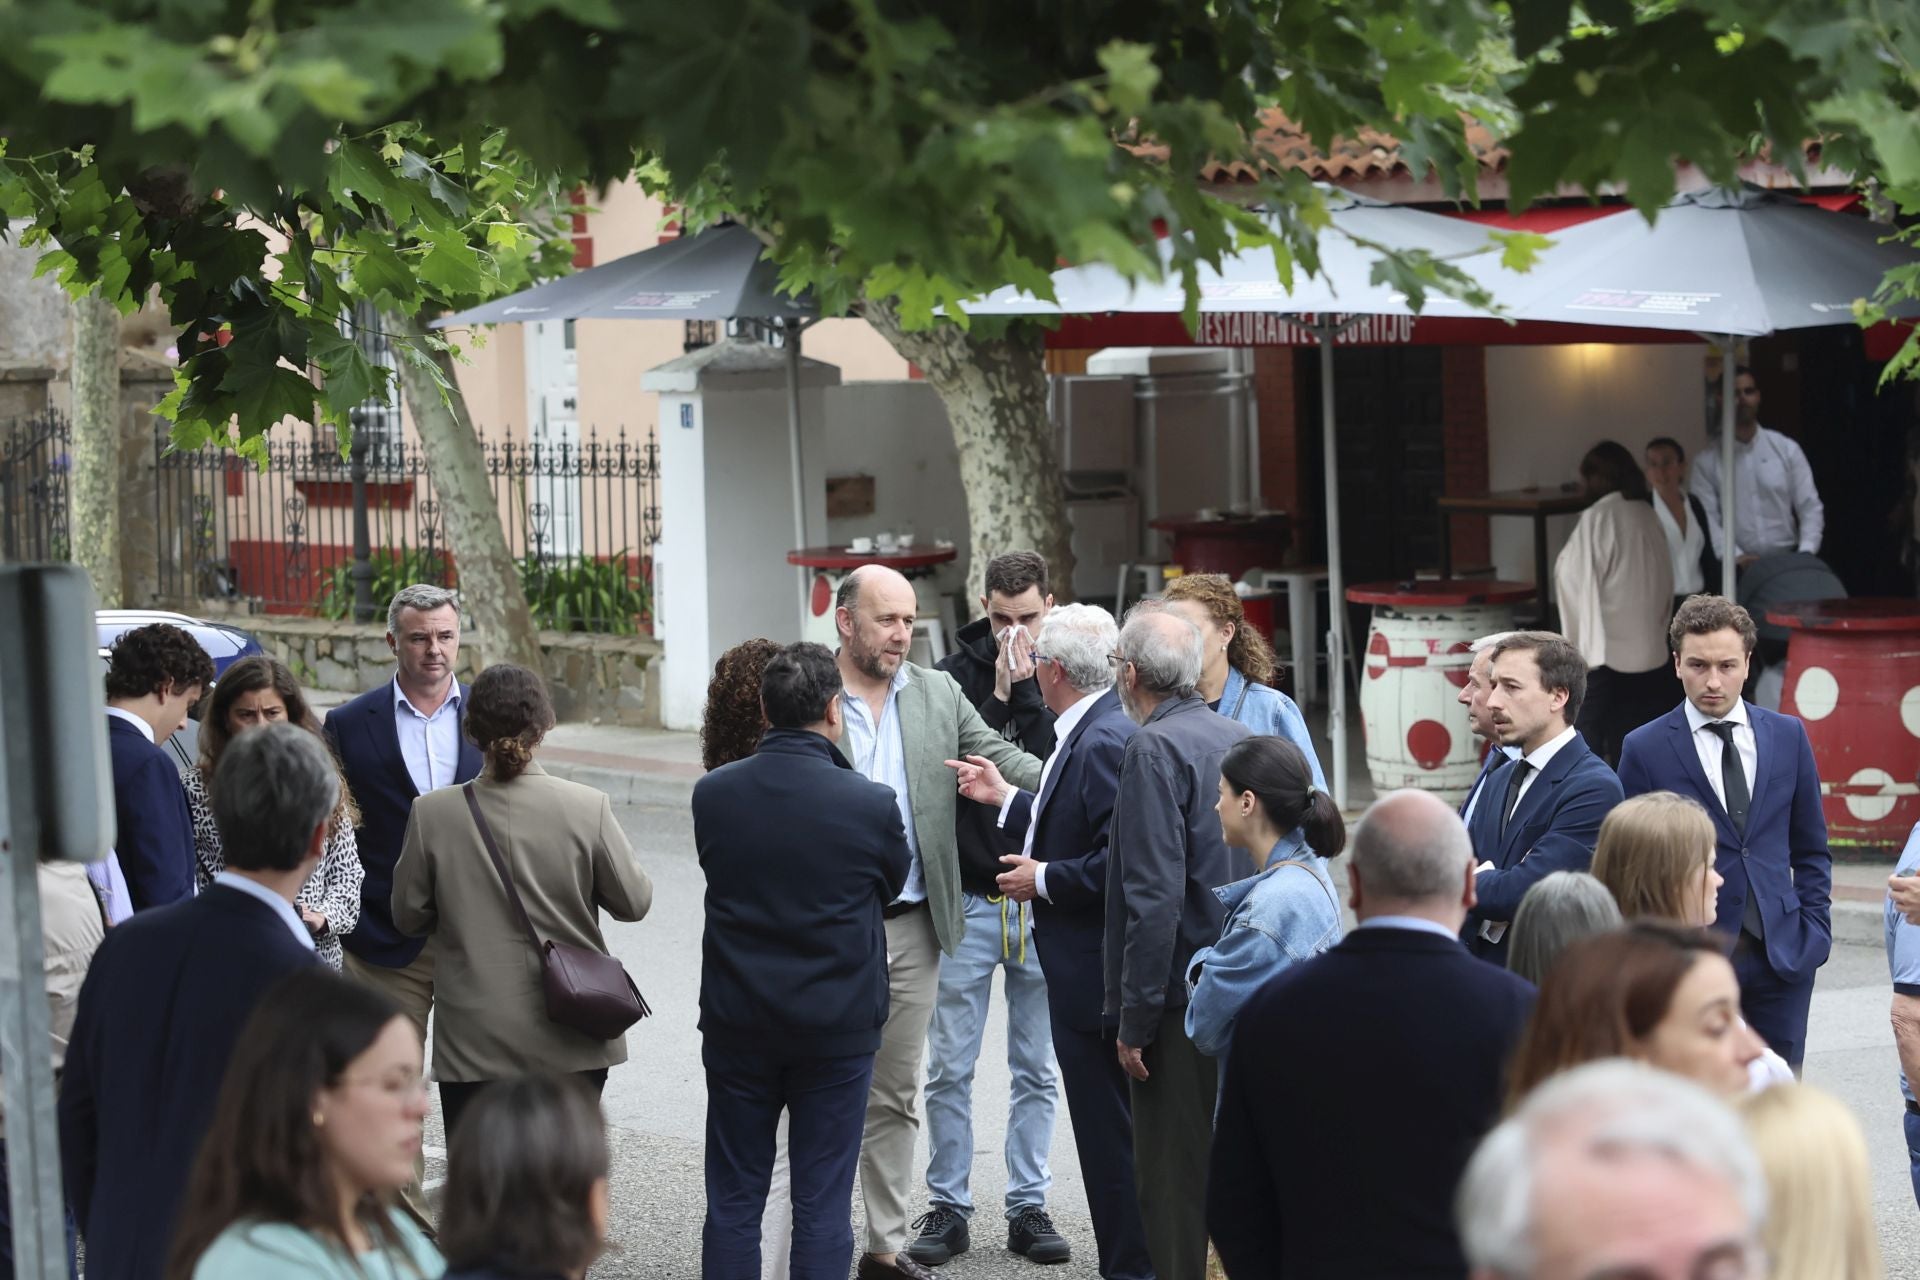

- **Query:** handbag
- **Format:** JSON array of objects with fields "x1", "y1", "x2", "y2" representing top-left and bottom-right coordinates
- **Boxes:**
[{"x1": 463, "y1": 783, "x2": 651, "y2": 1041}]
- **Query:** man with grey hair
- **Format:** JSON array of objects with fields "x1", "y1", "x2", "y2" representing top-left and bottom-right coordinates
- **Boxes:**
[
  {"x1": 1457, "y1": 1060, "x2": 1767, "y2": 1280},
  {"x1": 1104, "y1": 601, "x2": 1249, "y2": 1280},
  {"x1": 1458, "y1": 631, "x2": 1520, "y2": 826},
  {"x1": 1208, "y1": 789, "x2": 1535, "y2": 1279},
  {"x1": 949, "y1": 603, "x2": 1152, "y2": 1279},
  {"x1": 60, "y1": 724, "x2": 332, "y2": 1280},
  {"x1": 323, "y1": 582, "x2": 481, "y2": 1223}
]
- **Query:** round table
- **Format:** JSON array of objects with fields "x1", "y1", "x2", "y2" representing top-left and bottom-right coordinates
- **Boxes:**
[
  {"x1": 1147, "y1": 511, "x2": 1292, "y2": 580},
  {"x1": 787, "y1": 545, "x2": 959, "y2": 653},
  {"x1": 1768, "y1": 598, "x2": 1920, "y2": 853},
  {"x1": 1345, "y1": 580, "x2": 1538, "y2": 802}
]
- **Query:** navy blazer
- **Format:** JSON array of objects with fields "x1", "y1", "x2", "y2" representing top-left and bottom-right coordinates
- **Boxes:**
[
  {"x1": 692, "y1": 728, "x2": 910, "y2": 1058},
  {"x1": 106, "y1": 715, "x2": 195, "y2": 911},
  {"x1": 1208, "y1": 926, "x2": 1535, "y2": 1279},
  {"x1": 324, "y1": 681, "x2": 482, "y2": 966},
  {"x1": 1465, "y1": 730, "x2": 1623, "y2": 963},
  {"x1": 1618, "y1": 703, "x2": 1832, "y2": 981},
  {"x1": 58, "y1": 885, "x2": 320, "y2": 1280},
  {"x1": 1002, "y1": 689, "x2": 1137, "y2": 1033}
]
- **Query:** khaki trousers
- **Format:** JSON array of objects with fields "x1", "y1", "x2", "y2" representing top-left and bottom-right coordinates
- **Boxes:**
[
  {"x1": 859, "y1": 907, "x2": 941, "y2": 1254},
  {"x1": 1129, "y1": 1009, "x2": 1216, "y2": 1280},
  {"x1": 343, "y1": 942, "x2": 436, "y2": 1227}
]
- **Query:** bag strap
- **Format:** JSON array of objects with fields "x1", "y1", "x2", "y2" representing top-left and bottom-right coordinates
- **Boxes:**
[
  {"x1": 1268, "y1": 857, "x2": 1341, "y2": 916},
  {"x1": 1228, "y1": 676, "x2": 1252, "y2": 720},
  {"x1": 464, "y1": 782, "x2": 544, "y2": 951}
]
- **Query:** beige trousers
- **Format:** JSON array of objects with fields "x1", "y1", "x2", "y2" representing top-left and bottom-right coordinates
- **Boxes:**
[
  {"x1": 344, "y1": 942, "x2": 436, "y2": 1227},
  {"x1": 859, "y1": 907, "x2": 942, "y2": 1255}
]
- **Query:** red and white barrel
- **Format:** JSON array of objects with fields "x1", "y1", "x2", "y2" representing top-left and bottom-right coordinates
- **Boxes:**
[
  {"x1": 1771, "y1": 599, "x2": 1920, "y2": 854},
  {"x1": 1347, "y1": 580, "x2": 1538, "y2": 804}
]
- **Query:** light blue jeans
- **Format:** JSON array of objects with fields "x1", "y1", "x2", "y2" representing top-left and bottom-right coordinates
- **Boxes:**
[{"x1": 923, "y1": 892, "x2": 1059, "y2": 1219}]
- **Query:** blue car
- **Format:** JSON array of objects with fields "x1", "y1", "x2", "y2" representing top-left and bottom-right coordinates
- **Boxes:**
[{"x1": 96, "y1": 609, "x2": 269, "y2": 772}]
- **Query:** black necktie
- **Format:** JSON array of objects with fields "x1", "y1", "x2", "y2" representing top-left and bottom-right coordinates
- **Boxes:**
[
  {"x1": 1704, "y1": 721, "x2": 1749, "y2": 833},
  {"x1": 1501, "y1": 760, "x2": 1534, "y2": 836}
]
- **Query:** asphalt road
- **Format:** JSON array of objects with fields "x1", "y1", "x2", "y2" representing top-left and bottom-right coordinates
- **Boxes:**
[{"x1": 418, "y1": 787, "x2": 1920, "y2": 1279}]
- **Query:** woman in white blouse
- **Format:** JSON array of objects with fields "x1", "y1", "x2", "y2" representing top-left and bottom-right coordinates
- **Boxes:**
[{"x1": 1642, "y1": 436, "x2": 1722, "y2": 610}]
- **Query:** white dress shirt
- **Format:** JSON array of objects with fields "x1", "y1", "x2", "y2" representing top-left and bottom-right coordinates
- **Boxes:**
[
  {"x1": 1507, "y1": 724, "x2": 1580, "y2": 818},
  {"x1": 841, "y1": 666, "x2": 923, "y2": 904},
  {"x1": 1684, "y1": 697, "x2": 1757, "y2": 811},
  {"x1": 996, "y1": 689, "x2": 1100, "y2": 903},
  {"x1": 212, "y1": 869, "x2": 316, "y2": 951},
  {"x1": 1357, "y1": 915, "x2": 1460, "y2": 942},
  {"x1": 1652, "y1": 492, "x2": 1706, "y2": 595},
  {"x1": 1462, "y1": 744, "x2": 1522, "y2": 827},
  {"x1": 1553, "y1": 492, "x2": 1674, "y2": 673},
  {"x1": 393, "y1": 679, "x2": 463, "y2": 796},
  {"x1": 106, "y1": 705, "x2": 156, "y2": 743},
  {"x1": 1690, "y1": 425, "x2": 1825, "y2": 559}
]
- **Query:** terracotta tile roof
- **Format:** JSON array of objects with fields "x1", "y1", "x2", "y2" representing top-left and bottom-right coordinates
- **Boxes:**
[{"x1": 1135, "y1": 108, "x2": 1510, "y2": 183}]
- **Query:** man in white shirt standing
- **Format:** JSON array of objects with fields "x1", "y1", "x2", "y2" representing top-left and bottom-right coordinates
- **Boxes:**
[{"x1": 1690, "y1": 367, "x2": 1825, "y2": 568}]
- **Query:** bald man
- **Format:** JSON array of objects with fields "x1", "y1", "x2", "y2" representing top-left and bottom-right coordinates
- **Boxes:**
[{"x1": 832, "y1": 565, "x2": 1044, "y2": 1280}]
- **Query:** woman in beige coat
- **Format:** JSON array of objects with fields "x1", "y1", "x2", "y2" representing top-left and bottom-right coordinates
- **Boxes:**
[{"x1": 392, "y1": 663, "x2": 652, "y2": 1137}]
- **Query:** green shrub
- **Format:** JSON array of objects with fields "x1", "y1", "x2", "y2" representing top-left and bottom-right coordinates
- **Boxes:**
[
  {"x1": 520, "y1": 552, "x2": 650, "y2": 635},
  {"x1": 315, "y1": 548, "x2": 452, "y2": 620}
]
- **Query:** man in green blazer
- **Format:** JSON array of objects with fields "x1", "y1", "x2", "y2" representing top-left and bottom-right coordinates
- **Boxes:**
[{"x1": 834, "y1": 565, "x2": 1043, "y2": 1280}]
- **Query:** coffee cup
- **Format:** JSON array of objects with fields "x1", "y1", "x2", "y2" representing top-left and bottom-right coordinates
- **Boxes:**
[{"x1": 850, "y1": 535, "x2": 874, "y2": 553}]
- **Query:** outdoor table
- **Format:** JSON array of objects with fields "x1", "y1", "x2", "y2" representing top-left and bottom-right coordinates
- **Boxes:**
[
  {"x1": 1768, "y1": 598, "x2": 1920, "y2": 854},
  {"x1": 1434, "y1": 486, "x2": 1595, "y2": 619},
  {"x1": 787, "y1": 545, "x2": 959, "y2": 656},
  {"x1": 1346, "y1": 579, "x2": 1538, "y2": 803},
  {"x1": 1147, "y1": 510, "x2": 1292, "y2": 581}
]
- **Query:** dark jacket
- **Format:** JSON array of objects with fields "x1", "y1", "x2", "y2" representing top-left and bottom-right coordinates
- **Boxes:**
[
  {"x1": 1103, "y1": 693, "x2": 1251, "y2": 1045},
  {"x1": 58, "y1": 886, "x2": 320, "y2": 1280},
  {"x1": 1643, "y1": 491, "x2": 1722, "y2": 593},
  {"x1": 443, "y1": 1268, "x2": 567, "y2": 1280},
  {"x1": 1208, "y1": 926, "x2": 1536, "y2": 1280},
  {"x1": 1464, "y1": 730, "x2": 1623, "y2": 964},
  {"x1": 1619, "y1": 703, "x2": 1832, "y2": 981},
  {"x1": 323, "y1": 681, "x2": 483, "y2": 967},
  {"x1": 1001, "y1": 688, "x2": 1136, "y2": 1032},
  {"x1": 106, "y1": 715, "x2": 195, "y2": 911},
  {"x1": 935, "y1": 616, "x2": 1057, "y2": 896},
  {"x1": 692, "y1": 729, "x2": 910, "y2": 1058}
]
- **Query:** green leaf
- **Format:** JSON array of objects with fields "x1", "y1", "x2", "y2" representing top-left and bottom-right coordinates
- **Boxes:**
[
  {"x1": 1097, "y1": 41, "x2": 1161, "y2": 115},
  {"x1": 219, "y1": 361, "x2": 318, "y2": 435},
  {"x1": 310, "y1": 325, "x2": 385, "y2": 415}
]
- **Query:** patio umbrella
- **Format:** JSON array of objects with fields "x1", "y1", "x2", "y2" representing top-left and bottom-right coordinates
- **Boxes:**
[
  {"x1": 967, "y1": 191, "x2": 1510, "y2": 809},
  {"x1": 433, "y1": 224, "x2": 821, "y2": 614},
  {"x1": 1444, "y1": 184, "x2": 1920, "y2": 597}
]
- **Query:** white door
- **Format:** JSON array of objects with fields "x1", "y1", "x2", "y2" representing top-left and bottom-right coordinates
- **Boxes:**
[{"x1": 522, "y1": 319, "x2": 583, "y2": 560}]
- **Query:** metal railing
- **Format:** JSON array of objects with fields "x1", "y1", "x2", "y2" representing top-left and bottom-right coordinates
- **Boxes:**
[{"x1": 0, "y1": 411, "x2": 70, "y2": 564}]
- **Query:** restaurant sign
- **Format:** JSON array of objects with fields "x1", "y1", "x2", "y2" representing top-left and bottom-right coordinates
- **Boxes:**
[{"x1": 1192, "y1": 312, "x2": 1417, "y2": 346}]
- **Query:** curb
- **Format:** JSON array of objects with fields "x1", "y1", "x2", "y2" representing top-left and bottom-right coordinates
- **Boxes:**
[{"x1": 543, "y1": 760, "x2": 697, "y2": 804}]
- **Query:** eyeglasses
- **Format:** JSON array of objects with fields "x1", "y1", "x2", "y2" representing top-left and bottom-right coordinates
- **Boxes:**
[{"x1": 1107, "y1": 652, "x2": 1129, "y2": 667}]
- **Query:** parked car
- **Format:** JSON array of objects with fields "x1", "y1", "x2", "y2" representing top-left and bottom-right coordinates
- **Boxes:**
[{"x1": 96, "y1": 609, "x2": 268, "y2": 773}]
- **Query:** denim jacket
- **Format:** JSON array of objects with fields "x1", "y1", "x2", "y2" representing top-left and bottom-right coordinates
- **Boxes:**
[
  {"x1": 1184, "y1": 833, "x2": 1343, "y2": 1060},
  {"x1": 1219, "y1": 666, "x2": 1327, "y2": 791}
]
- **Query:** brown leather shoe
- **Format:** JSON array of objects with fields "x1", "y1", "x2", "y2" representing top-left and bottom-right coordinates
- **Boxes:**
[{"x1": 857, "y1": 1253, "x2": 940, "y2": 1280}]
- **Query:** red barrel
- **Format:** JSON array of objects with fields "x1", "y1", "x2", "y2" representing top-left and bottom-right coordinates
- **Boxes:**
[{"x1": 1769, "y1": 599, "x2": 1920, "y2": 854}]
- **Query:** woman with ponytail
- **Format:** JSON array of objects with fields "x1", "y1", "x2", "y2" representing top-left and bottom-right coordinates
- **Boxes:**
[
  {"x1": 1185, "y1": 735, "x2": 1347, "y2": 1063},
  {"x1": 391, "y1": 664, "x2": 653, "y2": 1138}
]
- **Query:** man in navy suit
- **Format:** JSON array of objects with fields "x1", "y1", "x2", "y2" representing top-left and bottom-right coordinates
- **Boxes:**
[
  {"x1": 60, "y1": 723, "x2": 330, "y2": 1280},
  {"x1": 1619, "y1": 594, "x2": 1831, "y2": 1068},
  {"x1": 694, "y1": 642, "x2": 910, "y2": 1279},
  {"x1": 103, "y1": 622, "x2": 214, "y2": 910},
  {"x1": 1465, "y1": 631, "x2": 1623, "y2": 964},
  {"x1": 1457, "y1": 633, "x2": 1519, "y2": 827},
  {"x1": 1209, "y1": 789, "x2": 1534, "y2": 1279},
  {"x1": 950, "y1": 603, "x2": 1151, "y2": 1280}
]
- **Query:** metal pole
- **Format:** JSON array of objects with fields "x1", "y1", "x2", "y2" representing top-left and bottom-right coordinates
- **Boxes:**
[
  {"x1": 349, "y1": 410, "x2": 374, "y2": 624},
  {"x1": 785, "y1": 320, "x2": 812, "y2": 628},
  {"x1": 1719, "y1": 337, "x2": 1738, "y2": 598},
  {"x1": 1, "y1": 711, "x2": 68, "y2": 1279},
  {"x1": 1318, "y1": 325, "x2": 1350, "y2": 811}
]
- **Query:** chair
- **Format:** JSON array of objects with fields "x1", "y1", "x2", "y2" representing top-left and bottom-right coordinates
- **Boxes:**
[
  {"x1": 1251, "y1": 567, "x2": 1331, "y2": 706},
  {"x1": 1115, "y1": 562, "x2": 1172, "y2": 614}
]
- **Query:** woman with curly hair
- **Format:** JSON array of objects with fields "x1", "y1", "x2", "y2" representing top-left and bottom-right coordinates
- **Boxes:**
[
  {"x1": 701, "y1": 637, "x2": 782, "y2": 771},
  {"x1": 391, "y1": 664, "x2": 653, "y2": 1138},
  {"x1": 1161, "y1": 573, "x2": 1325, "y2": 789},
  {"x1": 187, "y1": 655, "x2": 364, "y2": 969}
]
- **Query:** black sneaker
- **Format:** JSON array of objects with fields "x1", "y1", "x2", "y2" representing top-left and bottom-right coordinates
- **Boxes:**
[
  {"x1": 906, "y1": 1204, "x2": 970, "y2": 1266},
  {"x1": 1007, "y1": 1207, "x2": 1071, "y2": 1264}
]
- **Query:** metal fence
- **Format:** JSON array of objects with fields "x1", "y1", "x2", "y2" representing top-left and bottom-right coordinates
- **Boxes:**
[{"x1": 0, "y1": 411, "x2": 663, "y2": 634}]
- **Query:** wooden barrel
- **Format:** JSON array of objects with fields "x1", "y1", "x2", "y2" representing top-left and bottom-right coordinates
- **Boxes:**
[
  {"x1": 1770, "y1": 599, "x2": 1920, "y2": 854},
  {"x1": 1346, "y1": 580, "x2": 1537, "y2": 804}
]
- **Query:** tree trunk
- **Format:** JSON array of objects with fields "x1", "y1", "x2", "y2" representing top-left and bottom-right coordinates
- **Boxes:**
[
  {"x1": 860, "y1": 300, "x2": 1076, "y2": 607},
  {"x1": 69, "y1": 294, "x2": 122, "y2": 604},
  {"x1": 386, "y1": 308, "x2": 543, "y2": 671}
]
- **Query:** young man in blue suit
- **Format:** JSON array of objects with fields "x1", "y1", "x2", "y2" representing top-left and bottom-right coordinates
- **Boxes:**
[
  {"x1": 103, "y1": 622, "x2": 214, "y2": 910},
  {"x1": 1619, "y1": 594, "x2": 1831, "y2": 1069},
  {"x1": 1465, "y1": 631, "x2": 1623, "y2": 964},
  {"x1": 60, "y1": 724, "x2": 330, "y2": 1280},
  {"x1": 951, "y1": 603, "x2": 1152, "y2": 1280}
]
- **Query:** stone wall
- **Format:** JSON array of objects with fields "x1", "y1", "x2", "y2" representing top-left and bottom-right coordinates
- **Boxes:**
[{"x1": 223, "y1": 614, "x2": 662, "y2": 727}]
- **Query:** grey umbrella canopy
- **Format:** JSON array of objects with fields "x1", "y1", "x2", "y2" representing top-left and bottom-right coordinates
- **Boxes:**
[
  {"x1": 1470, "y1": 184, "x2": 1920, "y2": 597},
  {"x1": 431, "y1": 223, "x2": 820, "y2": 615},
  {"x1": 966, "y1": 190, "x2": 1510, "y2": 808}
]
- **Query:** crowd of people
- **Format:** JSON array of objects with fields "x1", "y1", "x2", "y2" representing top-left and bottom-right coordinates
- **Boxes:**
[{"x1": 0, "y1": 489, "x2": 1894, "y2": 1280}]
